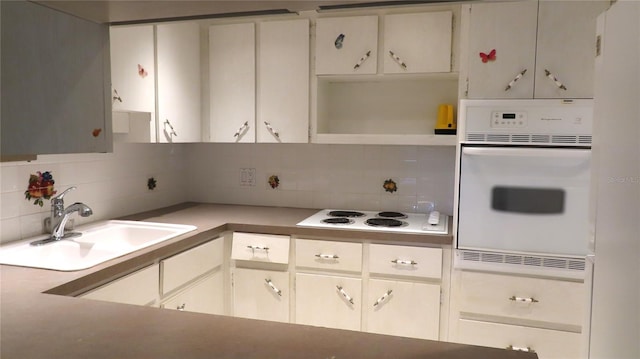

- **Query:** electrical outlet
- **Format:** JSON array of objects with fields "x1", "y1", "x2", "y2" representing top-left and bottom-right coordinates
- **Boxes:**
[{"x1": 240, "y1": 168, "x2": 256, "y2": 186}]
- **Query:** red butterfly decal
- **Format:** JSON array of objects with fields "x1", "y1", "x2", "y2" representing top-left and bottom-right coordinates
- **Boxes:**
[
  {"x1": 138, "y1": 64, "x2": 148, "y2": 78},
  {"x1": 479, "y1": 49, "x2": 497, "y2": 63}
]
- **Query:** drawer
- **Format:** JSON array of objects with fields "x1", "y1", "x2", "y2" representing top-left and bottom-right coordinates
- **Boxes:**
[
  {"x1": 82, "y1": 264, "x2": 159, "y2": 306},
  {"x1": 231, "y1": 232, "x2": 290, "y2": 264},
  {"x1": 458, "y1": 271, "x2": 584, "y2": 327},
  {"x1": 161, "y1": 237, "x2": 224, "y2": 295},
  {"x1": 369, "y1": 244, "x2": 442, "y2": 279},
  {"x1": 456, "y1": 319, "x2": 582, "y2": 359},
  {"x1": 295, "y1": 239, "x2": 362, "y2": 272}
]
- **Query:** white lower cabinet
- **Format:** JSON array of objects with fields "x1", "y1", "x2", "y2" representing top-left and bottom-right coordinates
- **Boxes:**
[
  {"x1": 162, "y1": 270, "x2": 224, "y2": 315},
  {"x1": 81, "y1": 264, "x2": 159, "y2": 306},
  {"x1": 457, "y1": 319, "x2": 582, "y2": 358},
  {"x1": 449, "y1": 270, "x2": 585, "y2": 358},
  {"x1": 295, "y1": 273, "x2": 362, "y2": 331},
  {"x1": 232, "y1": 268, "x2": 289, "y2": 323},
  {"x1": 366, "y1": 279, "x2": 440, "y2": 340}
]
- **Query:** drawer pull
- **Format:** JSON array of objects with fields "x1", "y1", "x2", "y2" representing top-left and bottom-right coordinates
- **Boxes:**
[
  {"x1": 506, "y1": 345, "x2": 536, "y2": 353},
  {"x1": 265, "y1": 279, "x2": 282, "y2": 296},
  {"x1": 247, "y1": 245, "x2": 269, "y2": 254},
  {"x1": 234, "y1": 121, "x2": 249, "y2": 138},
  {"x1": 353, "y1": 50, "x2": 372, "y2": 70},
  {"x1": 505, "y1": 69, "x2": 527, "y2": 91},
  {"x1": 336, "y1": 285, "x2": 355, "y2": 305},
  {"x1": 391, "y1": 259, "x2": 418, "y2": 266},
  {"x1": 509, "y1": 296, "x2": 539, "y2": 303},
  {"x1": 373, "y1": 290, "x2": 393, "y2": 307},
  {"x1": 315, "y1": 254, "x2": 339, "y2": 260},
  {"x1": 177, "y1": 303, "x2": 186, "y2": 311},
  {"x1": 388, "y1": 50, "x2": 408, "y2": 69}
]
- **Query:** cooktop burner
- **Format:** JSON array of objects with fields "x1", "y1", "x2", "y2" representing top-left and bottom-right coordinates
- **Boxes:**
[
  {"x1": 365, "y1": 218, "x2": 406, "y2": 227},
  {"x1": 321, "y1": 218, "x2": 353, "y2": 225},
  {"x1": 328, "y1": 210, "x2": 365, "y2": 218},
  {"x1": 296, "y1": 209, "x2": 448, "y2": 235},
  {"x1": 376, "y1": 211, "x2": 407, "y2": 219}
]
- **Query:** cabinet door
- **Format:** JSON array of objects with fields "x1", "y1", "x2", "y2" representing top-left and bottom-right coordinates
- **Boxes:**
[
  {"x1": 157, "y1": 22, "x2": 202, "y2": 143},
  {"x1": 295, "y1": 273, "x2": 361, "y2": 331},
  {"x1": 232, "y1": 268, "x2": 289, "y2": 323},
  {"x1": 534, "y1": 1, "x2": 609, "y2": 99},
  {"x1": 383, "y1": 12, "x2": 452, "y2": 74},
  {"x1": 1, "y1": 1, "x2": 111, "y2": 156},
  {"x1": 466, "y1": 1, "x2": 538, "y2": 99},
  {"x1": 257, "y1": 19, "x2": 310, "y2": 143},
  {"x1": 162, "y1": 270, "x2": 224, "y2": 315},
  {"x1": 81, "y1": 264, "x2": 159, "y2": 306},
  {"x1": 209, "y1": 23, "x2": 255, "y2": 142},
  {"x1": 315, "y1": 16, "x2": 378, "y2": 75},
  {"x1": 161, "y1": 237, "x2": 224, "y2": 296},
  {"x1": 110, "y1": 25, "x2": 156, "y2": 115},
  {"x1": 366, "y1": 279, "x2": 440, "y2": 340}
]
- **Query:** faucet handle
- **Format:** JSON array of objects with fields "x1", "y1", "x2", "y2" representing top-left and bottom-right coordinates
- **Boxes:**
[{"x1": 52, "y1": 186, "x2": 76, "y2": 201}]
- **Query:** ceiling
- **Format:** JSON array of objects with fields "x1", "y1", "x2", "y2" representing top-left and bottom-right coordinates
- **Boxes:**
[{"x1": 33, "y1": 0, "x2": 462, "y2": 24}]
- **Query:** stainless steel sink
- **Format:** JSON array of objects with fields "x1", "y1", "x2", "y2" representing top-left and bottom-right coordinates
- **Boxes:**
[{"x1": 0, "y1": 220, "x2": 197, "y2": 271}]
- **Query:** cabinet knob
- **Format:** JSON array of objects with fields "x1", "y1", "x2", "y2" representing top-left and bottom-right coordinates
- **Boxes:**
[
  {"x1": 508, "y1": 295, "x2": 539, "y2": 303},
  {"x1": 336, "y1": 285, "x2": 355, "y2": 305},
  {"x1": 315, "y1": 253, "x2": 339, "y2": 260},
  {"x1": 234, "y1": 121, "x2": 249, "y2": 138},
  {"x1": 265, "y1": 279, "x2": 283, "y2": 296},
  {"x1": 263, "y1": 121, "x2": 280, "y2": 139},
  {"x1": 353, "y1": 50, "x2": 372, "y2": 70},
  {"x1": 505, "y1": 69, "x2": 527, "y2": 91},
  {"x1": 544, "y1": 69, "x2": 568, "y2": 91},
  {"x1": 391, "y1": 259, "x2": 418, "y2": 266},
  {"x1": 388, "y1": 50, "x2": 408, "y2": 70},
  {"x1": 164, "y1": 119, "x2": 178, "y2": 137},
  {"x1": 506, "y1": 345, "x2": 536, "y2": 353},
  {"x1": 373, "y1": 289, "x2": 393, "y2": 307}
]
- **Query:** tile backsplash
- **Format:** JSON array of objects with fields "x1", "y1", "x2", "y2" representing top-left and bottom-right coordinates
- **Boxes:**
[
  {"x1": 187, "y1": 144, "x2": 455, "y2": 215},
  {"x1": 0, "y1": 143, "x2": 187, "y2": 244},
  {"x1": 1, "y1": 142, "x2": 455, "y2": 244}
]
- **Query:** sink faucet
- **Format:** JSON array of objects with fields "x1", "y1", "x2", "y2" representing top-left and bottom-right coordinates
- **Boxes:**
[{"x1": 31, "y1": 187, "x2": 93, "y2": 246}]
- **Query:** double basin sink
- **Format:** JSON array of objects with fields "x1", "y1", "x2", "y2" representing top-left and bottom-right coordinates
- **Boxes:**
[{"x1": 0, "y1": 220, "x2": 196, "y2": 271}]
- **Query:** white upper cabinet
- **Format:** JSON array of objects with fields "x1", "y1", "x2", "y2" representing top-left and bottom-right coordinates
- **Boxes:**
[
  {"x1": 383, "y1": 11, "x2": 453, "y2": 74},
  {"x1": 465, "y1": 0, "x2": 608, "y2": 99},
  {"x1": 110, "y1": 25, "x2": 156, "y2": 114},
  {"x1": 257, "y1": 19, "x2": 310, "y2": 143},
  {"x1": 1, "y1": 0, "x2": 111, "y2": 157},
  {"x1": 533, "y1": 1, "x2": 608, "y2": 99},
  {"x1": 157, "y1": 22, "x2": 202, "y2": 143},
  {"x1": 315, "y1": 16, "x2": 378, "y2": 75},
  {"x1": 465, "y1": 1, "x2": 538, "y2": 99},
  {"x1": 209, "y1": 23, "x2": 256, "y2": 143}
]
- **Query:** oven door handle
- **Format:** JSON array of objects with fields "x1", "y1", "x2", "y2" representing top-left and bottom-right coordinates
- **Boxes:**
[{"x1": 462, "y1": 147, "x2": 590, "y2": 159}]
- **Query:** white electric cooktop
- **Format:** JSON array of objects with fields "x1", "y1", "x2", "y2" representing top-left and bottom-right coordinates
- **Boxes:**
[{"x1": 296, "y1": 209, "x2": 448, "y2": 235}]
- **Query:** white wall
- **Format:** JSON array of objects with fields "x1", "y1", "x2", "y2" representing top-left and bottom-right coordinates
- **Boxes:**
[
  {"x1": 187, "y1": 143, "x2": 456, "y2": 215},
  {"x1": 0, "y1": 142, "x2": 188, "y2": 244}
]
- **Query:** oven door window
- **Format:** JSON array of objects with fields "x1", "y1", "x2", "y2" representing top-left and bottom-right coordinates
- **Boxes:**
[
  {"x1": 457, "y1": 146, "x2": 591, "y2": 256},
  {"x1": 492, "y1": 186, "x2": 565, "y2": 214}
]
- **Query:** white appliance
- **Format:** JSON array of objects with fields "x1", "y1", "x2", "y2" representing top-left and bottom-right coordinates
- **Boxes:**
[
  {"x1": 456, "y1": 99, "x2": 593, "y2": 259},
  {"x1": 297, "y1": 209, "x2": 448, "y2": 235},
  {"x1": 587, "y1": 3, "x2": 640, "y2": 358}
]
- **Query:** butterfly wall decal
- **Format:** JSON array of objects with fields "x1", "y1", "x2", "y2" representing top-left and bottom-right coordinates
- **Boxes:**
[
  {"x1": 138, "y1": 64, "x2": 148, "y2": 78},
  {"x1": 479, "y1": 49, "x2": 497, "y2": 63}
]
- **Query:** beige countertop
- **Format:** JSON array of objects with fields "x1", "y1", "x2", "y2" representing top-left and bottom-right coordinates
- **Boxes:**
[{"x1": 0, "y1": 203, "x2": 536, "y2": 359}]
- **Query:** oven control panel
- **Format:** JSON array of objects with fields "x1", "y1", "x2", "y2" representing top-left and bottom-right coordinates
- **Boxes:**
[{"x1": 490, "y1": 111, "x2": 528, "y2": 128}]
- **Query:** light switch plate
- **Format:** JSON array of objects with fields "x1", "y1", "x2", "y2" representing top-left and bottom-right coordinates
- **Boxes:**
[{"x1": 240, "y1": 168, "x2": 256, "y2": 186}]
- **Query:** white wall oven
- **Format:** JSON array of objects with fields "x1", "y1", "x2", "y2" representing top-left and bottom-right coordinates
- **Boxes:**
[{"x1": 455, "y1": 100, "x2": 593, "y2": 276}]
